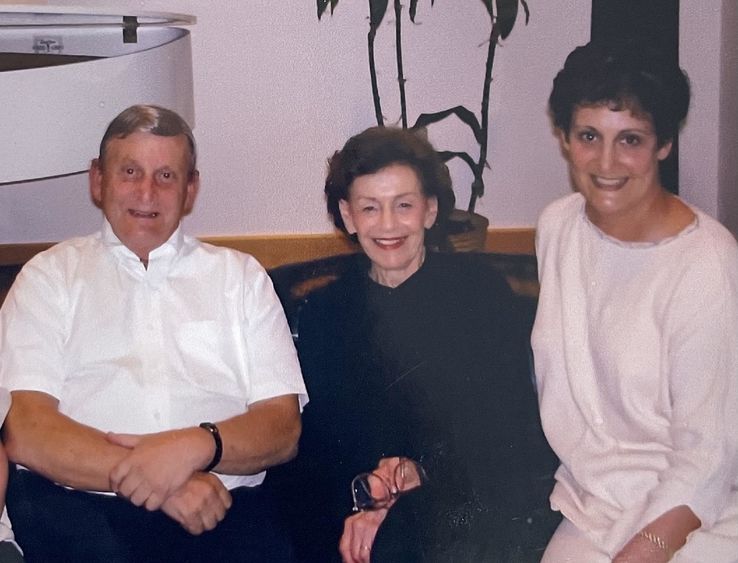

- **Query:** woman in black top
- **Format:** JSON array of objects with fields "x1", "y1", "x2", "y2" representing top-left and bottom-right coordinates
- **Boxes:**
[{"x1": 271, "y1": 126, "x2": 555, "y2": 562}]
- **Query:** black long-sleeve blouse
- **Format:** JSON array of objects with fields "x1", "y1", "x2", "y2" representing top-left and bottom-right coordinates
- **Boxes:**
[{"x1": 270, "y1": 251, "x2": 554, "y2": 562}]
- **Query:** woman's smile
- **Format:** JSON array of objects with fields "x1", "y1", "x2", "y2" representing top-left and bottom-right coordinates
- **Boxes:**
[
  {"x1": 591, "y1": 175, "x2": 627, "y2": 190},
  {"x1": 372, "y1": 237, "x2": 406, "y2": 249}
]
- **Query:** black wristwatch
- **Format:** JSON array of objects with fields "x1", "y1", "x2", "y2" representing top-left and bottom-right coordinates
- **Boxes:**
[{"x1": 199, "y1": 422, "x2": 223, "y2": 472}]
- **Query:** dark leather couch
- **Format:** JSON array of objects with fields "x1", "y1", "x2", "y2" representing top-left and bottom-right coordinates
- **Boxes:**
[
  {"x1": 0, "y1": 264, "x2": 22, "y2": 308},
  {"x1": 268, "y1": 251, "x2": 541, "y2": 342}
]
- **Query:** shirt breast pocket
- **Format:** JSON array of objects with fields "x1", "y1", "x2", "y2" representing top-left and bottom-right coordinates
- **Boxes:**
[{"x1": 172, "y1": 320, "x2": 245, "y2": 398}]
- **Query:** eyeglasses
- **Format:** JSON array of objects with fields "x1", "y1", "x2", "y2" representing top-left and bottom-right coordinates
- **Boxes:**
[{"x1": 351, "y1": 457, "x2": 427, "y2": 512}]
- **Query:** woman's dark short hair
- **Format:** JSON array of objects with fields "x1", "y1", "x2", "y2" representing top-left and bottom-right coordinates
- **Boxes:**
[
  {"x1": 324, "y1": 126, "x2": 455, "y2": 246},
  {"x1": 549, "y1": 40, "x2": 690, "y2": 146}
]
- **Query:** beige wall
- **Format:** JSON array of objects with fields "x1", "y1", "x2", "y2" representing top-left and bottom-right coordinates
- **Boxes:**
[
  {"x1": 680, "y1": 1, "x2": 738, "y2": 238},
  {"x1": 0, "y1": 0, "x2": 587, "y2": 244},
  {"x1": 1, "y1": 1, "x2": 735, "y2": 243}
]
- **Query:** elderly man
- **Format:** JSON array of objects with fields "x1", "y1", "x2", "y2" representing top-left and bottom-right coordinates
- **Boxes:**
[{"x1": 0, "y1": 105, "x2": 307, "y2": 562}]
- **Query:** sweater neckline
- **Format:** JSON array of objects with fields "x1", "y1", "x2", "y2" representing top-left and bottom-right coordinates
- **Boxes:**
[
  {"x1": 365, "y1": 251, "x2": 434, "y2": 296},
  {"x1": 579, "y1": 197, "x2": 699, "y2": 249}
]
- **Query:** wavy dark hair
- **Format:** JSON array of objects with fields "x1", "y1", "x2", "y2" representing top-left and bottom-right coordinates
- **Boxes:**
[
  {"x1": 549, "y1": 40, "x2": 690, "y2": 147},
  {"x1": 325, "y1": 126, "x2": 455, "y2": 247}
]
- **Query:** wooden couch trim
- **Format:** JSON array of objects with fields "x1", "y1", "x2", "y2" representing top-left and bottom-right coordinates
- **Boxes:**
[{"x1": 0, "y1": 228, "x2": 535, "y2": 269}]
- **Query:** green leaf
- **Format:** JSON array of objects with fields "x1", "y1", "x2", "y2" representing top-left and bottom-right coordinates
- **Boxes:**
[
  {"x1": 409, "y1": 0, "x2": 419, "y2": 22},
  {"x1": 516, "y1": 0, "x2": 530, "y2": 25},
  {"x1": 496, "y1": 0, "x2": 519, "y2": 39},
  {"x1": 369, "y1": 0, "x2": 390, "y2": 28},
  {"x1": 317, "y1": 0, "x2": 340, "y2": 19},
  {"x1": 521, "y1": 0, "x2": 531, "y2": 25},
  {"x1": 317, "y1": 0, "x2": 331, "y2": 19},
  {"x1": 478, "y1": 0, "x2": 530, "y2": 35},
  {"x1": 409, "y1": 0, "x2": 436, "y2": 23},
  {"x1": 436, "y1": 151, "x2": 478, "y2": 174},
  {"x1": 479, "y1": 0, "x2": 494, "y2": 20},
  {"x1": 411, "y1": 106, "x2": 483, "y2": 144}
]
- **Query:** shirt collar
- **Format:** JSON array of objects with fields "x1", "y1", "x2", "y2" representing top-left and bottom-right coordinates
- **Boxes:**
[{"x1": 100, "y1": 219, "x2": 184, "y2": 275}]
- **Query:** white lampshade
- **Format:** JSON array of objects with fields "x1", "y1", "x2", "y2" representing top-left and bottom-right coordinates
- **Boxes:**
[{"x1": 0, "y1": 6, "x2": 195, "y2": 185}]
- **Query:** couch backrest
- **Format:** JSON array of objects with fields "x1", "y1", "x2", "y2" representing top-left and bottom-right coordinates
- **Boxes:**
[
  {"x1": 2, "y1": 253, "x2": 540, "y2": 331},
  {"x1": 0, "y1": 264, "x2": 23, "y2": 308},
  {"x1": 267, "y1": 251, "x2": 539, "y2": 342}
]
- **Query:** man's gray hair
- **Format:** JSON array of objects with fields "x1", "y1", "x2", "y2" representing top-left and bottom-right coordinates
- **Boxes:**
[{"x1": 98, "y1": 104, "x2": 197, "y2": 176}]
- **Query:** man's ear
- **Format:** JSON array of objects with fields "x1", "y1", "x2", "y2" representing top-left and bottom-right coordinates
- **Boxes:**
[
  {"x1": 183, "y1": 170, "x2": 200, "y2": 215},
  {"x1": 338, "y1": 199, "x2": 356, "y2": 235},
  {"x1": 89, "y1": 158, "x2": 103, "y2": 209}
]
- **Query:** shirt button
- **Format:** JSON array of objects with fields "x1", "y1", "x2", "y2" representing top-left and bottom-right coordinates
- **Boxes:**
[{"x1": 594, "y1": 416, "x2": 604, "y2": 425}]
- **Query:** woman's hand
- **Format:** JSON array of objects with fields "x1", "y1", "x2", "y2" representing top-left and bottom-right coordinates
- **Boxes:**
[
  {"x1": 613, "y1": 505, "x2": 700, "y2": 562},
  {"x1": 339, "y1": 456, "x2": 424, "y2": 561},
  {"x1": 375, "y1": 456, "x2": 424, "y2": 499},
  {"x1": 612, "y1": 534, "x2": 672, "y2": 563},
  {"x1": 339, "y1": 508, "x2": 388, "y2": 563}
]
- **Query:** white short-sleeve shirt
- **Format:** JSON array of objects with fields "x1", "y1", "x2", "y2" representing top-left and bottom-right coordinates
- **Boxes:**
[{"x1": 0, "y1": 221, "x2": 308, "y2": 490}]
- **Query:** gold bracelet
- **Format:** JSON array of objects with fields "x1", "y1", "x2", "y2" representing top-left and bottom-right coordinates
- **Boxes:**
[{"x1": 637, "y1": 530, "x2": 673, "y2": 558}]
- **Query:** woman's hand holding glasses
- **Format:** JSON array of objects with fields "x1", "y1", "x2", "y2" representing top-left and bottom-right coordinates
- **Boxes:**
[
  {"x1": 351, "y1": 456, "x2": 426, "y2": 512},
  {"x1": 339, "y1": 508, "x2": 388, "y2": 563},
  {"x1": 340, "y1": 457, "x2": 426, "y2": 562}
]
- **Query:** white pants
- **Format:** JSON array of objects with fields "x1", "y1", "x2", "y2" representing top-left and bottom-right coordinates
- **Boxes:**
[
  {"x1": 541, "y1": 518, "x2": 609, "y2": 563},
  {"x1": 542, "y1": 515, "x2": 738, "y2": 563}
]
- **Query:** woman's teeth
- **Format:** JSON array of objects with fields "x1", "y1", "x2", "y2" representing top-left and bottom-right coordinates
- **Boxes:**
[
  {"x1": 593, "y1": 176, "x2": 626, "y2": 190},
  {"x1": 374, "y1": 238, "x2": 404, "y2": 248}
]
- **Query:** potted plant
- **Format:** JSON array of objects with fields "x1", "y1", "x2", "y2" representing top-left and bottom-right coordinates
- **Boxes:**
[{"x1": 318, "y1": 0, "x2": 530, "y2": 251}]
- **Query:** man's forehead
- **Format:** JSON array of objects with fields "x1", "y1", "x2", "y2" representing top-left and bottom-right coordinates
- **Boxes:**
[{"x1": 104, "y1": 132, "x2": 190, "y2": 164}]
